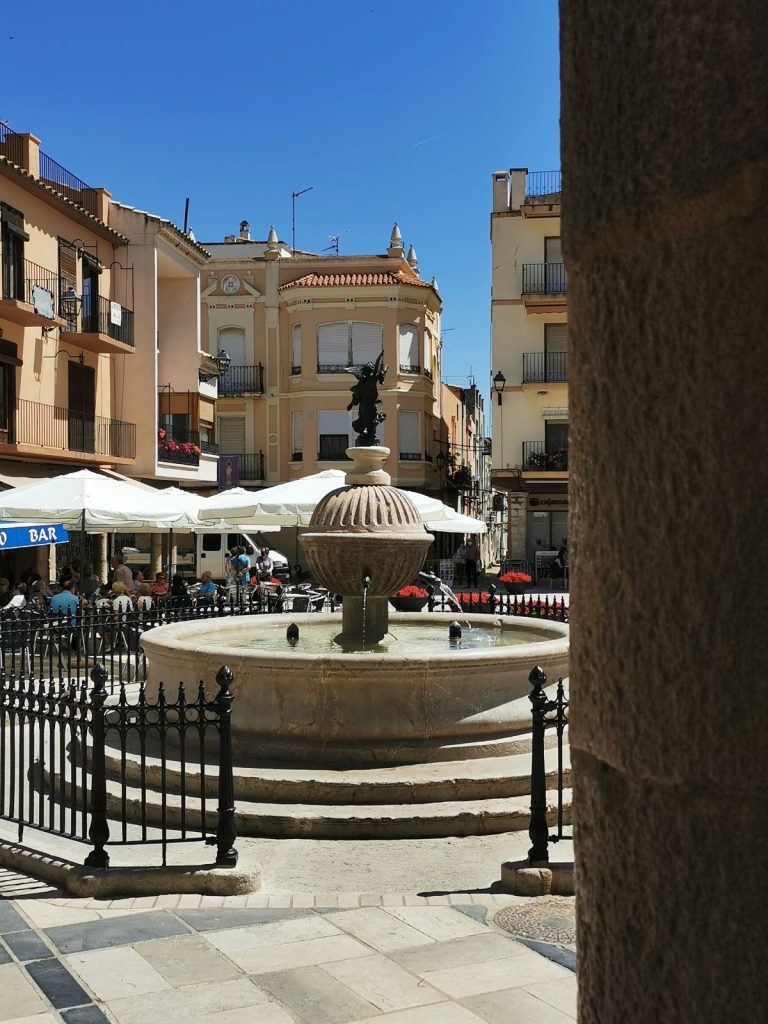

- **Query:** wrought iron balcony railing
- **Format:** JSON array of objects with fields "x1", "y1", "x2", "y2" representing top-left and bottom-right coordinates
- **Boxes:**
[
  {"x1": 62, "y1": 294, "x2": 134, "y2": 346},
  {"x1": 524, "y1": 170, "x2": 562, "y2": 199},
  {"x1": 158, "y1": 428, "x2": 201, "y2": 467},
  {"x1": 399, "y1": 451, "x2": 421, "y2": 461},
  {"x1": 399, "y1": 363, "x2": 420, "y2": 374},
  {"x1": 218, "y1": 364, "x2": 264, "y2": 395},
  {"x1": 523, "y1": 440, "x2": 569, "y2": 471},
  {"x1": 522, "y1": 263, "x2": 567, "y2": 295},
  {"x1": 7, "y1": 399, "x2": 136, "y2": 459},
  {"x1": 1, "y1": 255, "x2": 60, "y2": 314},
  {"x1": 235, "y1": 452, "x2": 265, "y2": 480},
  {"x1": 522, "y1": 351, "x2": 569, "y2": 383}
]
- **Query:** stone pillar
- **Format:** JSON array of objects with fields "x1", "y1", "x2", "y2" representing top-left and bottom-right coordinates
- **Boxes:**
[
  {"x1": 150, "y1": 535, "x2": 162, "y2": 575},
  {"x1": 93, "y1": 534, "x2": 108, "y2": 583},
  {"x1": 560, "y1": 3, "x2": 766, "y2": 1022},
  {"x1": 506, "y1": 492, "x2": 527, "y2": 561}
]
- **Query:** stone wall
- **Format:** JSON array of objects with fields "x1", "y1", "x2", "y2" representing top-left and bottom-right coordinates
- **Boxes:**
[{"x1": 560, "y1": 1, "x2": 768, "y2": 1021}]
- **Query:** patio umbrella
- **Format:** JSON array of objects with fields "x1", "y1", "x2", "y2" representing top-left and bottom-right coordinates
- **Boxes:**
[
  {"x1": 424, "y1": 510, "x2": 487, "y2": 534},
  {"x1": 199, "y1": 469, "x2": 481, "y2": 532}
]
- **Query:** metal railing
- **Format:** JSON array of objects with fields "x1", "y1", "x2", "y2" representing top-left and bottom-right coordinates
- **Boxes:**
[
  {"x1": 0, "y1": 123, "x2": 25, "y2": 166},
  {"x1": 523, "y1": 440, "x2": 568, "y2": 471},
  {"x1": 317, "y1": 363, "x2": 355, "y2": 374},
  {"x1": 399, "y1": 363, "x2": 420, "y2": 374},
  {"x1": 527, "y1": 667, "x2": 570, "y2": 864},
  {"x1": 399, "y1": 451, "x2": 421, "y2": 461},
  {"x1": 525, "y1": 171, "x2": 562, "y2": 199},
  {"x1": 426, "y1": 587, "x2": 569, "y2": 622},
  {"x1": 9, "y1": 399, "x2": 136, "y2": 459},
  {"x1": 522, "y1": 351, "x2": 569, "y2": 383},
  {"x1": 1, "y1": 255, "x2": 60, "y2": 312},
  {"x1": 236, "y1": 451, "x2": 265, "y2": 480},
  {"x1": 200, "y1": 440, "x2": 220, "y2": 456},
  {"x1": 38, "y1": 150, "x2": 99, "y2": 217},
  {"x1": 218, "y1": 364, "x2": 264, "y2": 395},
  {"x1": 522, "y1": 263, "x2": 567, "y2": 295},
  {"x1": 0, "y1": 660, "x2": 238, "y2": 868},
  {"x1": 158, "y1": 428, "x2": 201, "y2": 467},
  {"x1": 290, "y1": 365, "x2": 301, "y2": 376},
  {"x1": 62, "y1": 295, "x2": 134, "y2": 346}
]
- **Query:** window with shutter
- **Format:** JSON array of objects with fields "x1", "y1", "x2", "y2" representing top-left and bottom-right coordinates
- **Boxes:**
[
  {"x1": 291, "y1": 411, "x2": 303, "y2": 460},
  {"x1": 317, "y1": 323, "x2": 349, "y2": 372},
  {"x1": 217, "y1": 416, "x2": 246, "y2": 454},
  {"x1": 544, "y1": 237, "x2": 566, "y2": 293},
  {"x1": 318, "y1": 410, "x2": 352, "y2": 460},
  {"x1": 398, "y1": 325, "x2": 419, "y2": 372},
  {"x1": 544, "y1": 323, "x2": 568, "y2": 381},
  {"x1": 291, "y1": 325, "x2": 301, "y2": 374},
  {"x1": 350, "y1": 322, "x2": 382, "y2": 366},
  {"x1": 398, "y1": 410, "x2": 420, "y2": 459}
]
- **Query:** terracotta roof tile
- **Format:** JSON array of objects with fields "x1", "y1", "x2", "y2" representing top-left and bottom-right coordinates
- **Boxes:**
[{"x1": 280, "y1": 270, "x2": 434, "y2": 291}]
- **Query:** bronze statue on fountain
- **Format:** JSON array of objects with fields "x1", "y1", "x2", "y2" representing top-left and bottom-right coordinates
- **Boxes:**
[{"x1": 346, "y1": 352, "x2": 388, "y2": 446}]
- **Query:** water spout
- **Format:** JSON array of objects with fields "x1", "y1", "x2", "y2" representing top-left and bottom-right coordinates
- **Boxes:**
[
  {"x1": 286, "y1": 623, "x2": 299, "y2": 646},
  {"x1": 449, "y1": 621, "x2": 462, "y2": 642}
]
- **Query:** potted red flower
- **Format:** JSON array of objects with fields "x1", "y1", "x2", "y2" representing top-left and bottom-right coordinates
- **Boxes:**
[
  {"x1": 498, "y1": 570, "x2": 532, "y2": 595},
  {"x1": 390, "y1": 584, "x2": 429, "y2": 612}
]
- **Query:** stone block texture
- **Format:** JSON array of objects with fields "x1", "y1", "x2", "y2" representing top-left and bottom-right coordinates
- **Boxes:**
[{"x1": 560, "y1": 1, "x2": 768, "y2": 1021}]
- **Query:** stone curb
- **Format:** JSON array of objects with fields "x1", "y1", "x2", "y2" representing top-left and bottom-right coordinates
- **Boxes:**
[
  {"x1": 498, "y1": 859, "x2": 575, "y2": 896},
  {"x1": 0, "y1": 840, "x2": 261, "y2": 897}
]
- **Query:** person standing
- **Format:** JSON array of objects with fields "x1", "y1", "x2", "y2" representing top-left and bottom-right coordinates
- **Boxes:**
[
  {"x1": 110, "y1": 553, "x2": 133, "y2": 592},
  {"x1": 464, "y1": 536, "x2": 481, "y2": 589}
]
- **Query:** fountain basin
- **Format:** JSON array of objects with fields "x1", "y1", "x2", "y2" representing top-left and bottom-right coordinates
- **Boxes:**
[{"x1": 141, "y1": 612, "x2": 569, "y2": 767}]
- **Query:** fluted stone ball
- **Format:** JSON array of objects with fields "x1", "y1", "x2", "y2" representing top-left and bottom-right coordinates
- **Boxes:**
[{"x1": 302, "y1": 485, "x2": 433, "y2": 597}]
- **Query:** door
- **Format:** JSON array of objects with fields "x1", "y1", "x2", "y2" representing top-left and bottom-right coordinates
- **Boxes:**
[
  {"x1": 198, "y1": 532, "x2": 224, "y2": 578},
  {"x1": 217, "y1": 327, "x2": 246, "y2": 393},
  {"x1": 544, "y1": 324, "x2": 568, "y2": 381},
  {"x1": 544, "y1": 236, "x2": 565, "y2": 293},
  {"x1": 545, "y1": 421, "x2": 569, "y2": 469},
  {"x1": 81, "y1": 257, "x2": 100, "y2": 333},
  {"x1": 68, "y1": 361, "x2": 95, "y2": 453}
]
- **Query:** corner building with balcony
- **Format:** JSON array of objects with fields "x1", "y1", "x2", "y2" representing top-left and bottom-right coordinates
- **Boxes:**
[
  {"x1": 202, "y1": 222, "x2": 442, "y2": 493},
  {"x1": 490, "y1": 168, "x2": 568, "y2": 568}
]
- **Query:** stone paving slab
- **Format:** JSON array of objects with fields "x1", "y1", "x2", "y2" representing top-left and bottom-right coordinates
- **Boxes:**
[{"x1": 1, "y1": 890, "x2": 577, "y2": 1023}]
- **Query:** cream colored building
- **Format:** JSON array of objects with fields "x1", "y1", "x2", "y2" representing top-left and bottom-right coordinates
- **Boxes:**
[
  {"x1": 490, "y1": 168, "x2": 568, "y2": 565},
  {"x1": 201, "y1": 223, "x2": 443, "y2": 493}
]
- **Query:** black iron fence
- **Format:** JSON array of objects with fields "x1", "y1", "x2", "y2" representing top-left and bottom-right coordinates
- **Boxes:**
[
  {"x1": 218, "y1": 364, "x2": 264, "y2": 395},
  {"x1": 0, "y1": 122, "x2": 25, "y2": 165},
  {"x1": 527, "y1": 666, "x2": 570, "y2": 864},
  {"x1": 13, "y1": 399, "x2": 136, "y2": 459},
  {"x1": 0, "y1": 663, "x2": 238, "y2": 868},
  {"x1": 158, "y1": 428, "x2": 201, "y2": 467},
  {"x1": 522, "y1": 440, "x2": 569, "y2": 472},
  {"x1": 1, "y1": 255, "x2": 59, "y2": 311},
  {"x1": 426, "y1": 587, "x2": 569, "y2": 622},
  {"x1": 62, "y1": 295, "x2": 134, "y2": 346},
  {"x1": 524, "y1": 170, "x2": 562, "y2": 199},
  {"x1": 522, "y1": 263, "x2": 567, "y2": 295},
  {"x1": 38, "y1": 150, "x2": 99, "y2": 217},
  {"x1": 237, "y1": 451, "x2": 265, "y2": 480},
  {"x1": 522, "y1": 351, "x2": 569, "y2": 383}
]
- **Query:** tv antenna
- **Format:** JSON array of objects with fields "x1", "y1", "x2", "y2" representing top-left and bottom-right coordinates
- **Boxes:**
[
  {"x1": 291, "y1": 186, "x2": 314, "y2": 252},
  {"x1": 323, "y1": 230, "x2": 350, "y2": 256}
]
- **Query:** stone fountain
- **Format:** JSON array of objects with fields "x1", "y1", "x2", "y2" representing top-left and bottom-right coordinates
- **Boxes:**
[{"x1": 139, "y1": 357, "x2": 570, "y2": 836}]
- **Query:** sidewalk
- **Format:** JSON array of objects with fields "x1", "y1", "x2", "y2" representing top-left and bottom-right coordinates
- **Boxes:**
[{"x1": 1, "y1": 868, "x2": 577, "y2": 1024}]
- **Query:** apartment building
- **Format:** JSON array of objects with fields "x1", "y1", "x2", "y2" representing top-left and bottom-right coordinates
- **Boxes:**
[
  {"x1": 490, "y1": 168, "x2": 568, "y2": 563},
  {"x1": 0, "y1": 125, "x2": 137, "y2": 491},
  {"x1": 201, "y1": 222, "x2": 443, "y2": 492}
]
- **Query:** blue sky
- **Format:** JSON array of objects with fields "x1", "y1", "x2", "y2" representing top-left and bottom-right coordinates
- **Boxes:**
[{"x1": 2, "y1": 0, "x2": 560, "y2": 397}]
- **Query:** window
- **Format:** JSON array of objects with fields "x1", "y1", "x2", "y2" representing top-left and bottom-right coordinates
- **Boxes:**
[
  {"x1": 545, "y1": 421, "x2": 569, "y2": 470},
  {"x1": 202, "y1": 534, "x2": 222, "y2": 552},
  {"x1": 317, "y1": 322, "x2": 382, "y2": 372},
  {"x1": 291, "y1": 325, "x2": 301, "y2": 374},
  {"x1": 217, "y1": 416, "x2": 246, "y2": 454},
  {"x1": 318, "y1": 411, "x2": 352, "y2": 460},
  {"x1": 398, "y1": 410, "x2": 420, "y2": 460},
  {"x1": 544, "y1": 237, "x2": 566, "y2": 292},
  {"x1": 544, "y1": 324, "x2": 568, "y2": 381},
  {"x1": 1, "y1": 204, "x2": 27, "y2": 301},
  {"x1": 291, "y1": 411, "x2": 303, "y2": 461},
  {"x1": 398, "y1": 324, "x2": 419, "y2": 373},
  {"x1": 218, "y1": 326, "x2": 245, "y2": 366}
]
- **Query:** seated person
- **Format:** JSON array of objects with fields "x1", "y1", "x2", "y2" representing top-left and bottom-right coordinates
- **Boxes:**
[
  {"x1": 131, "y1": 569, "x2": 145, "y2": 593},
  {"x1": 93, "y1": 583, "x2": 113, "y2": 609},
  {"x1": 6, "y1": 583, "x2": 27, "y2": 610},
  {"x1": 170, "y1": 573, "x2": 190, "y2": 606},
  {"x1": 112, "y1": 582, "x2": 134, "y2": 618},
  {"x1": 550, "y1": 544, "x2": 568, "y2": 580},
  {"x1": 197, "y1": 571, "x2": 217, "y2": 602},
  {"x1": 50, "y1": 579, "x2": 79, "y2": 621},
  {"x1": 150, "y1": 571, "x2": 169, "y2": 597},
  {"x1": 79, "y1": 563, "x2": 101, "y2": 599},
  {"x1": 136, "y1": 582, "x2": 153, "y2": 611}
]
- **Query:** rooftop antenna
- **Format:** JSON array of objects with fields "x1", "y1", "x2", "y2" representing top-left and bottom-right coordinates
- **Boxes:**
[
  {"x1": 323, "y1": 230, "x2": 350, "y2": 256},
  {"x1": 182, "y1": 197, "x2": 190, "y2": 235},
  {"x1": 291, "y1": 186, "x2": 314, "y2": 253}
]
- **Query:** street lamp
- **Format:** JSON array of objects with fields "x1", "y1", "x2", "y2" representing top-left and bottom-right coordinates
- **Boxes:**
[
  {"x1": 60, "y1": 287, "x2": 82, "y2": 321},
  {"x1": 199, "y1": 349, "x2": 232, "y2": 383},
  {"x1": 493, "y1": 371, "x2": 506, "y2": 406}
]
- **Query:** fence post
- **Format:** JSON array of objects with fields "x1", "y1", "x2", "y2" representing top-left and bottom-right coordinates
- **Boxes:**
[
  {"x1": 528, "y1": 665, "x2": 550, "y2": 865},
  {"x1": 214, "y1": 665, "x2": 238, "y2": 867},
  {"x1": 84, "y1": 664, "x2": 110, "y2": 868},
  {"x1": 426, "y1": 585, "x2": 435, "y2": 612},
  {"x1": 488, "y1": 584, "x2": 496, "y2": 615}
]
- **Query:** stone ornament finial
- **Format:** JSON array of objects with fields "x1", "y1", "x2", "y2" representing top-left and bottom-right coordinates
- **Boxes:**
[{"x1": 407, "y1": 243, "x2": 418, "y2": 268}]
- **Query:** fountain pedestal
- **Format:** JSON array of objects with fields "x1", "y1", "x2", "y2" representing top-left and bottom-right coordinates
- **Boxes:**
[{"x1": 301, "y1": 446, "x2": 433, "y2": 645}]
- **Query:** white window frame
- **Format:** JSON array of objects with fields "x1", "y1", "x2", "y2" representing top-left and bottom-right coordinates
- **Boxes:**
[{"x1": 317, "y1": 321, "x2": 383, "y2": 373}]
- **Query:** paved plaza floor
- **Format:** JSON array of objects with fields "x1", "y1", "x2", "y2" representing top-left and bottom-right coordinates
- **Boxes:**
[{"x1": 0, "y1": 868, "x2": 576, "y2": 1024}]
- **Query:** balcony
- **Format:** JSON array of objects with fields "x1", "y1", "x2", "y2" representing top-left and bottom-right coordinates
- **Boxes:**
[
  {"x1": 235, "y1": 451, "x2": 265, "y2": 481},
  {"x1": 61, "y1": 294, "x2": 134, "y2": 353},
  {"x1": 218, "y1": 363, "x2": 264, "y2": 396},
  {"x1": 399, "y1": 363, "x2": 420, "y2": 375},
  {"x1": 399, "y1": 451, "x2": 422, "y2": 461},
  {"x1": 0, "y1": 256, "x2": 65, "y2": 327},
  {"x1": 522, "y1": 351, "x2": 569, "y2": 385},
  {"x1": 158, "y1": 428, "x2": 201, "y2": 468},
  {"x1": 1, "y1": 398, "x2": 135, "y2": 462},
  {"x1": 522, "y1": 263, "x2": 567, "y2": 297},
  {"x1": 522, "y1": 441, "x2": 569, "y2": 474},
  {"x1": 523, "y1": 171, "x2": 562, "y2": 210}
]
